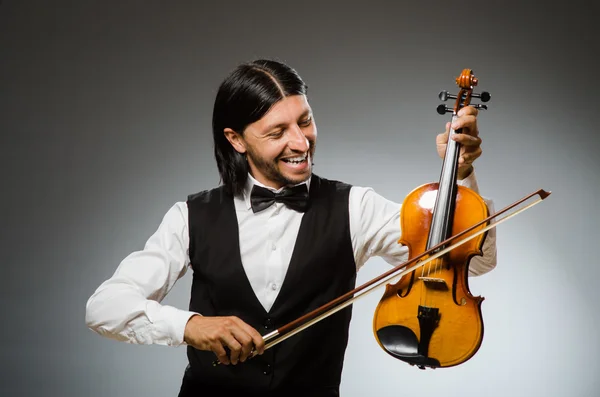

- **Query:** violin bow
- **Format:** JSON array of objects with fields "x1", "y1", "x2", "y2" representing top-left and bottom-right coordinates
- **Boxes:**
[{"x1": 214, "y1": 188, "x2": 551, "y2": 365}]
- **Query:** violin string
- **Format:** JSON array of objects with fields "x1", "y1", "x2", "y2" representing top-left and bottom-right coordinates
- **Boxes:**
[
  {"x1": 422, "y1": 114, "x2": 463, "y2": 310},
  {"x1": 419, "y1": 253, "x2": 427, "y2": 307},
  {"x1": 430, "y1": 259, "x2": 438, "y2": 308},
  {"x1": 425, "y1": 259, "x2": 433, "y2": 307},
  {"x1": 420, "y1": 270, "x2": 426, "y2": 307},
  {"x1": 432, "y1": 258, "x2": 443, "y2": 307},
  {"x1": 427, "y1": 117, "x2": 459, "y2": 308}
]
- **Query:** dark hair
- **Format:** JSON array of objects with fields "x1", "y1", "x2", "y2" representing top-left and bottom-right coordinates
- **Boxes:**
[{"x1": 212, "y1": 59, "x2": 308, "y2": 195}]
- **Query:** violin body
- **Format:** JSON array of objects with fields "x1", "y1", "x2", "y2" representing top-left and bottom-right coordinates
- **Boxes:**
[
  {"x1": 372, "y1": 69, "x2": 492, "y2": 369},
  {"x1": 372, "y1": 182, "x2": 488, "y2": 368}
]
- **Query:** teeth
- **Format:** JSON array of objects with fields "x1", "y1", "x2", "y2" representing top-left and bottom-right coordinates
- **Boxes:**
[{"x1": 283, "y1": 154, "x2": 307, "y2": 163}]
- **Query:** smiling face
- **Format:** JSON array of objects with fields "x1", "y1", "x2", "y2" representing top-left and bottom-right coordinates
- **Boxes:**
[{"x1": 224, "y1": 94, "x2": 317, "y2": 190}]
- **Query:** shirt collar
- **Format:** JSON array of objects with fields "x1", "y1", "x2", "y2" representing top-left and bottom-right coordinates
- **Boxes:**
[{"x1": 241, "y1": 173, "x2": 312, "y2": 211}]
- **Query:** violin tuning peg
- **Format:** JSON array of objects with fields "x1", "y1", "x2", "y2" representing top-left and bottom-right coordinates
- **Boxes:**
[
  {"x1": 437, "y1": 104, "x2": 452, "y2": 115},
  {"x1": 472, "y1": 91, "x2": 491, "y2": 102},
  {"x1": 438, "y1": 90, "x2": 457, "y2": 101}
]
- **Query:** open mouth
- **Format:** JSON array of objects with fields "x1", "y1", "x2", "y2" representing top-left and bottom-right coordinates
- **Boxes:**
[{"x1": 281, "y1": 153, "x2": 308, "y2": 165}]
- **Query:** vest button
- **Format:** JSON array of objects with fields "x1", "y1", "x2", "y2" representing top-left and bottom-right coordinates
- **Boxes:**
[
  {"x1": 264, "y1": 318, "x2": 273, "y2": 329},
  {"x1": 263, "y1": 364, "x2": 272, "y2": 375}
]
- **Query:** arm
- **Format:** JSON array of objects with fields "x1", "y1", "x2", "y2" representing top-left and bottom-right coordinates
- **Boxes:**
[
  {"x1": 349, "y1": 169, "x2": 497, "y2": 276},
  {"x1": 85, "y1": 202, "x2": 197, "y2": 346},
  {"x1": 85, "y1": 201, "x2": 265, "y2": 364}
]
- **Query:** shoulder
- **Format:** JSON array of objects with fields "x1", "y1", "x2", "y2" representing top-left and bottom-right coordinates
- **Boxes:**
[
  {"x1": 348, "y1": 184, "x2": 402, "y2": 211},
  {"x1": 186, "y1": 185, "x2": 230, "y2": 206},
  {"x1": 311, "y1": 174, "x2": 352, "y2": 194},
  {"x1": 153, "y1": 201, "x2": 189, "y2": 233},
  {"x1": 311, "y1": 175, "x2": 402, "y2": 206}
]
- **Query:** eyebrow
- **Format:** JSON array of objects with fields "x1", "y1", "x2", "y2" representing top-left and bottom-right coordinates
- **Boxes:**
[{"x1": 264, "y1": 109, "x2": 312, "y2": 132}]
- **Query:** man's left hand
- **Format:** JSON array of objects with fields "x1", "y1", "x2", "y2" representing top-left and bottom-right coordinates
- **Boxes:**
[{"x1": 436, "y1": 106, "x2": 482, "y2": 180}]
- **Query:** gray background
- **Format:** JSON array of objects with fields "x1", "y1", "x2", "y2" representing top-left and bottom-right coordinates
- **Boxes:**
[{"x1": 2, "y1": 1, "x2": 598, "y2": 396}]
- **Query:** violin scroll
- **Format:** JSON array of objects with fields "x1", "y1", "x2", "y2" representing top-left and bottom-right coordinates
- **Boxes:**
[{"x1": 437, "y1": 69, "x2": 491, "y2": 115}]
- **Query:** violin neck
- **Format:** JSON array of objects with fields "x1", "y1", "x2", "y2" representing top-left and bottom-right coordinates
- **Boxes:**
[{"x1": 427, "y1": 114, "x2": 461, "y2": 250}]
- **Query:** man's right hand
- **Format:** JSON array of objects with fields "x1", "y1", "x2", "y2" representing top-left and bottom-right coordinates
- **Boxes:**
[{"x1": 183, "y1": 315, "x2": 265, "y2": 365}]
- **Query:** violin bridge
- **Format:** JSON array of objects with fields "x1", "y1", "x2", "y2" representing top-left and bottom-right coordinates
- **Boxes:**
[{"x1": 418, "y1": 277, "x2": 449, "y2": 291}]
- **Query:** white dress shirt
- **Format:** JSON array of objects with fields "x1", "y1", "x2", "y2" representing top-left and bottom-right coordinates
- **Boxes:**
[{"x1": 85, "y1": 171, "x2": 497, "y2": 348}]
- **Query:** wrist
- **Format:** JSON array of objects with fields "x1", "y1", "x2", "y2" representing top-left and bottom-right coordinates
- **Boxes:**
[
  {"x1": 184, "y1": 314, "x2": 201, "y2": 344},
  {"x1": 458, "y1": 165, "x2": 473, "y2": 180}
]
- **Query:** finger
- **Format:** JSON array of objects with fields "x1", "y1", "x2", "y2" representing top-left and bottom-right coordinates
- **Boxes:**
[
  {"x1": 220, "y1": 335, "x2": 243, "y2": 365},
  {"x1": 451, "y1": 115, "x2": 478, "y2": 136},
  {"x1": 229, "y1": 328, "x2": 255, "y2": 362},
  {"x1": 457, "y1": 105, "x2": 478, "y2": 117},
  {"x1": 459, "y1": 147, "x2": 482, "y2": 164},
  {"x1": 442, "y1": 121, "x2": 450, "y2": 138},
  {"x1": 436, "y1": 122, "x2": 450, "y2": 147},
  {"x1": 233, "y1": 318, "x2": 265, "y2": 357},
  {"x1": 247, "y1": 326, "x2": 265, "y2": 354},
  {"x1": 212, "y1": 342, "x2": 231, "y2": 365},
  {"x1": 452, "y1": 134, "x2": 482, "y2": 147},
  {"x1": 251, "y1": 332, "x2": 265, "y2": 356}
]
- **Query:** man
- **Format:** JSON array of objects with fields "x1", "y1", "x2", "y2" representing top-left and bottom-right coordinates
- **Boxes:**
[{"x1": 85, "y1": 59, "x2": 496, "y2": 396}]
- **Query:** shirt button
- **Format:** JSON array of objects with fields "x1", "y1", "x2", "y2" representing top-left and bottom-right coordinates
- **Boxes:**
[
  {"x1": 271, "y1": 244, "x2": 276, "y2": 251},
  {"x1": 270, "y1": 283, "x2": 278, "y2": 290}
]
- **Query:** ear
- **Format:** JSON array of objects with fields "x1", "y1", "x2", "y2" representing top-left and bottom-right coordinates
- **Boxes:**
[{"x1": 224, "y1": 128, "x2": 247, "y2": 154}]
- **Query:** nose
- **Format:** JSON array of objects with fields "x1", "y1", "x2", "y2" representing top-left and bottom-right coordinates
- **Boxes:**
[{"x1": 287, "y1": 125, "x2": 309, "y2": 152}]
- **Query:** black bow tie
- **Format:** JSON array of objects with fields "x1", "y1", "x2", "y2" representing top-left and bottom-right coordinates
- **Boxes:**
[{"x1": 250, "y1": 184, "x2": 310, "y2": 213}]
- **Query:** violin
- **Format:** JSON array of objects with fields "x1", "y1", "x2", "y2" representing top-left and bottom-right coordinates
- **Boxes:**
[
  {"x1": 372, "y1": 69, "x2": 492, "y2": 369},
  {"x1": 213, "y1": 70, "x2": 551, "y2": 367}
]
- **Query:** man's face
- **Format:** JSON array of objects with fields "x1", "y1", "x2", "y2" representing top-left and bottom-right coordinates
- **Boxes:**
[{"x1": 227, "y1": 95, "x2": 317, "y2": 189}]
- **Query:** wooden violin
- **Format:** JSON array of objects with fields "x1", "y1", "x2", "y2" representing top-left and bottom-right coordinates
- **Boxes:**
[{"x1": 372, "y1": 68, "x2": 492, "y2": 369}]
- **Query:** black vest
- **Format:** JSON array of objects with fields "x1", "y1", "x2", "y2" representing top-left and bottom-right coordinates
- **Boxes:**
[{"x1": 179, "y1": 175, "x2": 357, "y2": 397}]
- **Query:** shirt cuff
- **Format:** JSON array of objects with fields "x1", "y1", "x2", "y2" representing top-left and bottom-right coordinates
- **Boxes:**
[
  {"x1": 457, "y1": 168, "x2": 479, "y2": 194},
  {"x1": 146, "y1": 303, "x2": 200, "y2": 346}
]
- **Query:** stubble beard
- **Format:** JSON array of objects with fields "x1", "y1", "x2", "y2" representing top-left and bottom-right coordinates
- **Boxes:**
[{"x1": 246, "y1": 141, "x2": 316, "y2": 188}]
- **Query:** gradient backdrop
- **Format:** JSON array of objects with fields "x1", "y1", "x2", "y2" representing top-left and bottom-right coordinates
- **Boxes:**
[{"x1": 2, "y1": 1, "x2": 598, "y2": 396}]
